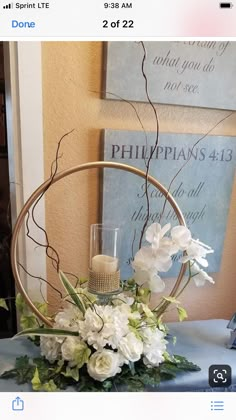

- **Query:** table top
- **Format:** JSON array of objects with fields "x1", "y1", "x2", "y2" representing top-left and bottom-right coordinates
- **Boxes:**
[{"x1": 0, "y1": 319, "x2": 235, "y2": 392}]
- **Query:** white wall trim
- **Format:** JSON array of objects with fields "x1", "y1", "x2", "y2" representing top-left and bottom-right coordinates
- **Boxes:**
[{"x1": 4, "y1": 41, "x2": 46, "y2": 302}]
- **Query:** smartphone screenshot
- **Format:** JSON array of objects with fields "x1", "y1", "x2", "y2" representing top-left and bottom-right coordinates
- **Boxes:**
[{"x1": 0, "y1": 1, "x2": 235, "y2": 419}]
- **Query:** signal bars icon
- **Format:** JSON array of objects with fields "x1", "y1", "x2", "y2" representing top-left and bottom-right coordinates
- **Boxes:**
[{"x1": 3, "y1": 2, "x2": 13, "y2": 8}]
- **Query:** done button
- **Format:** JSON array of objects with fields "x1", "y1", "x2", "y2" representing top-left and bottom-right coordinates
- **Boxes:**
[{"x1": 12, "y1": 20, "x2": 35, "y2": 28}]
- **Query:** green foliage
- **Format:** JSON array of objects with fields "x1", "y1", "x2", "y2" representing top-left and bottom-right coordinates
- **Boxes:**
[
  {"x1": 32, "y1": 368, "x2": 58, "y2": 392},
  {"x1": 72, "y1": 344, "x2": 91, "y2": 369},
  {"x1": 20, "y1": 315, "x2": 39, "y2": 330},
  {"x1": 15, "y1": 293, "x2": 49, "y2": 331},
  {"x1": 0, "y1": 354, "x2": 200, "y2": 392},
  {"x1": 0, "y1": 298, "x2": 9, "y2": 311},
  {"x1": 136, "y1": 287, "x2": 151, "y2": 304},
  {"x1": 177, "y1": 306, "x2": 188, "y2": 322},
  {"x1": 15, "y1": 294, "x2": 27, "y2": 313},
  {"x1": 15, "y1": 327, "x2": 80, "y2": 338},
  {"x1": 61, "y1": 366, "x2": 80, "y2": 382},
  {"x1": 162, "y1": 296, "x2": 188, "y2": 322},
  {"x1": 59, "y1": 271, "x2": 85, "y2": 315}
]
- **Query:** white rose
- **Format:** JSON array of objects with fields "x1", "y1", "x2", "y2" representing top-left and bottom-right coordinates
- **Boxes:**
[
  {"x1": 40, "y1": 336, "x2": 61, "y2": 363},
  {"x1": 87, "y1": 350, "x2": 122, "y2": 382},
  {"x1": 118, "y1": 332, "x2": 143, "y2": 363}
]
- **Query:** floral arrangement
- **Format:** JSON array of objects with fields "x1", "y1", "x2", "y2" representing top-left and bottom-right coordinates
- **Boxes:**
[
  {"x1": 1, "y1": 222, "x2": 213, "y2": 391},
  {"x1": 132, "y1": 222, "x2": 214, "y2": 292}
]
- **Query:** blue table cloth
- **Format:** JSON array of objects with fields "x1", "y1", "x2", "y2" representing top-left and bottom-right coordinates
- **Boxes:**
[{"x1": 0, "y1": 319, "x2": 235, "y2": 392}]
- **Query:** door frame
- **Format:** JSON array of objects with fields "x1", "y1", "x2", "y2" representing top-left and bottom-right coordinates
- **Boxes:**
[{"x1": 4, "y1": 41, "x2": 46, "y2": 302}]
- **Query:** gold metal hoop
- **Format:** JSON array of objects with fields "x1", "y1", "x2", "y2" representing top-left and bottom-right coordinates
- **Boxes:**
[{"x1": 11, "y1": 161, "x2": 187, "y2": 327}]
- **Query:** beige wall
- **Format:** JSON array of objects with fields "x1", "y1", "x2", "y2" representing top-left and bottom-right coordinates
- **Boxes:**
[{"x1": 42, "y1": 41, "x2": 236, "y2": 321}]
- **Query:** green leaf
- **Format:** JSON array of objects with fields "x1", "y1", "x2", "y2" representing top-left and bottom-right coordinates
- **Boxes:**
[
  {"x1": 102, "y1": 380, "x2": 112, "y2": 391},
  {"x1": 73, "y1": 344, "x2": 91, "y2": 369},
  {"x1": 32, "y1": 367, "x2": 58, "y2": 391},
  {"x1": 15, "y1": 293, "x2": 27, "y2": 313},
  {"x1": 31, "y1": 367, "x2": 42, "y2": 391},
  {"x1": 15, "y1": 328, "x2": 80, "y2": 338},
  {"x1": 129, "y1": 318, "x2": 141, "y2": 329},
  {"x1": 59, "y1": 271, "x2": 85, "y2": 315},
  {"x1": 15, "y1": 355, "x2": 30, "y2": 370},
  {"x1": 20, "y1": 314, "x2": 38, "y2": 330},
  {"x1": 35, "y1": 302, "x2": 48, "y2": 316},
  {"x1": 1, "y1": 356, "x2": 35, "y2": 385},
  {"x1": 43, "y1": 380, "x2": 58, "y2": 392},
  {"x1": 0, "y1": 298, "x2": 8, "y2": 311},
  {"x1": 172, "y1": 355, "x2": 201, "y2": 372},
  {"x1": 61, "y1": 366, "x2": 79, "y2": 382},
  {"x1": 79, "y1": 277, "x2": 88, "y2": 285},
  {"x1": 177, "y1": 306, "x2": 188, "y2": 322}
]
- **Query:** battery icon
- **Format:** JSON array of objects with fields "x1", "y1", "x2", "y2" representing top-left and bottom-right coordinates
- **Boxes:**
[{"x1": 219, "y1": 2, "x2": 233, "y2": 7}]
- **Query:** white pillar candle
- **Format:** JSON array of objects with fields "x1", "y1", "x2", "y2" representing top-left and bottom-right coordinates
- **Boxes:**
[{"x1": 91, "y1": 254, "x2": 118, "y2": 273}]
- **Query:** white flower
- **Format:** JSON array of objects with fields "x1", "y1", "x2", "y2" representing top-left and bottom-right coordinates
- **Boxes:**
[
  {"x1": 146, "y1": 223, "x2": 179, "y2": 255},
  {"x1": 61, "y1": 337, "x2": 90, "y2": 367},
  {"x1": 115, "y1": 302, "x2": 141, "y2": 321},
  {"x1": 171, "y1": 225, "x2": 192, "y2": 250},
  {"x1": 134, "y1": 268, "x2": 165, "y2": 293},
  {"x1": 87, "y1": 350, "x2": 122, "y2": 382},
  {"x1": 133, "y1": 246, "x2": 172, "y2": 273},
  {"x1": 78, "y1": 304, "x2": 129, "y2": 350},
  {"x1": 146, "y1": 223, "x2": 171, "y2": 248},
  {"x1": 148, "y1": 271, "x2": 165, "y2": 293},
  {"x1": 190, "y1": 262, "x2": 215, "y2": 287},
  {"x1": 118, "y1": 332, "x2": 143, "y2": 363},
  {"x1": 40, "y1": 336, "x2": 61, "y2": 363},
  {"x1": 112, "y1": 293, "x2": 134, "y2": 306},
  {"x1": 180, "y1": 239, "x2": 214, "y2": 267},
  {"x1": 141, "y1": 327, "x2": 167, "y2": 367},
  {"x1": 54, "y1": 305, "x2": 83, "y2": 331}
]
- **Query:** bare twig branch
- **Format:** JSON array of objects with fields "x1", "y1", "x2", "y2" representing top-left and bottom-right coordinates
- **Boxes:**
[
  {"x1": 159, "y1": 111, "x2": 234, "y2": 223},
  {"x1": 138, "y1": 41, "x2": 160, "y2": 248}
]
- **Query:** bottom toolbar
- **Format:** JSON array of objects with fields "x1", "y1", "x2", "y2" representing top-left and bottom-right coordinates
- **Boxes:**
[{"x1": 0, "y1": 392, "x2": 234, "y2": 419}]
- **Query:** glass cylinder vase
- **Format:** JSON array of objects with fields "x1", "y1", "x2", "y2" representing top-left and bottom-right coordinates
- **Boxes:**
[{"x1": 88, "y1": 224, "x2": 121, "y2": 295}]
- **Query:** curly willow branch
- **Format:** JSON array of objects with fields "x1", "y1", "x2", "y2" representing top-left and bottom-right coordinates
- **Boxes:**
[
  {"x1": 138, "y1": 41, "x2": 160, "y2": 249},
  {"x1": 25, "y1": 129, "x2": 75, "y2": 273},
  {"x1": 159, "y1": 111, "x2": 235, "y2": 223}
]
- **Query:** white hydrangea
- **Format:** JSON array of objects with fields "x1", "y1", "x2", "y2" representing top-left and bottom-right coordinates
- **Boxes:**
[
  {"x1": 78, "y1": 304, "x2": 130, "y2": 350},
  {"x1": 61, "y1": 336, "x2": 89, "y2": 368},
  {"x1": 54, "y1": 305, "x2": 83, "y2": 331},
  {"x1": 141, "y1": 327, "x2": 167, "y2": 367},
  {"x1": 40, "y1": 336, "x2": 61, "y2": 363},
  {"x1": 118, "y1": 332, "x2": 143, "y2": 363}
]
